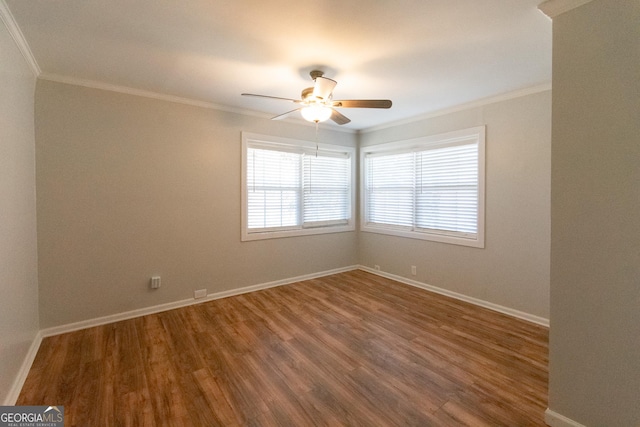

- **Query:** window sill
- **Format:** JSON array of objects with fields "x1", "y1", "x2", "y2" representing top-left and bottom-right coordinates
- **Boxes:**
[
  {"x1": 242, "y1": 223, "x2": 356, "y2": 241},
  {"x1": 360, "y1": 224, "x2": 484, "y2": 248}
]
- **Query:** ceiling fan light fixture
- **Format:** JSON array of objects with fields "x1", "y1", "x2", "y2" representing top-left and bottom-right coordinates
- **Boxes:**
[
  {"x1": 242, "y1": 69, "x2": 391, "y2": 126},
  {"x1": 301, "y1": 104, "x2": 332, "y2": 123}
]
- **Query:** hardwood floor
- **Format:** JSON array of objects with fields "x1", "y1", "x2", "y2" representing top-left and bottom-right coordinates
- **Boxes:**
[{"x1": 18, "y1": 270, "x2": 548, "y2": 426}]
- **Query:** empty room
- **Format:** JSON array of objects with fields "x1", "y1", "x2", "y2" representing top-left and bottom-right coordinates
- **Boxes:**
[{"x1": 1, "y1": 0, "x2": 638, "y2": 426}]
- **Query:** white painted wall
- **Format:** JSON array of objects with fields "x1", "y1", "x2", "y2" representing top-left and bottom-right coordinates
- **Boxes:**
[
  {"x1": 0, "y1": 17, "x2": 39, "y2": 404},
  {"x1": 34, "y1": 80, "x2": 358, "y2": 328},
  {"x1": 548, "y1": 0, "x2": 640, "y2": 425},
  {"x1": 359, "y1": 90, "x2": 551, "y2": 320}
]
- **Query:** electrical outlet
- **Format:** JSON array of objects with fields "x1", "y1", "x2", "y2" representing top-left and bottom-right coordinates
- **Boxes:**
[
  {"x1": 150, "y1": 276, "x2": 161, "y2": 289},
  {"x1": 374, "y1": 265, "x2": 380, "y2": 271},
  {"x1": 411, "y1": 266, "x2": 417, "y2": 276},
  {"x1": 194, "y1": 289, "x2": 207, "y2": 299}
]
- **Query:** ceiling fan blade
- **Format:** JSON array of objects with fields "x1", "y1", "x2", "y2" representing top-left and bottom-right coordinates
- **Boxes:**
[
  {"x1": 312, "y1": 77, "x2": 337, "y2": 101},
  {"x1": 331, "y1": 99, "x2": 392, "y2": 109},
  {"x1": 271, "y1": 108, "x2": 301, "y2": 120},
  {"x1": 242, "y1": 93, "x2": 301, "y2": 103},
  {"x1": 330, "y1": 108, "x2": 351, "y2": 125}
]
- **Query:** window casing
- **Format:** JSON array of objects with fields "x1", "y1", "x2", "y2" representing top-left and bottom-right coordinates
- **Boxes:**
[
  {"x1": 361, "y1": 126, "x2": 485, "y2": 248},
  {"x1": 242, "y1": 132, "x2": 355, "y2": 241}
]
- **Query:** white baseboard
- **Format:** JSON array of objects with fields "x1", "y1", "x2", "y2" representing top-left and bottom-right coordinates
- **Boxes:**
[
  {"x1": 40, "y1": 265, "x2": 359, "y2": 338},
  {"x1": 13, "y1": 263, "x2": 548, "y2": 405},
  {"x1": 9, "y1": 266, "x2": 357, "y2": 404},
  {"x1": 358, "y1": 266, "x2": 549, "y2": 327},
  {"x1": 545, "y1": 408, "x2": 586, "y2": 427},
  {"x1": 3, "y1": 331, "x2": 43, "y2": 405}
]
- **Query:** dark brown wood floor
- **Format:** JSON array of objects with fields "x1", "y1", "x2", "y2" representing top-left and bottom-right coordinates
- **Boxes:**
[{"x1": 18, "y1": 270, "x2": 548, "y2": 426}]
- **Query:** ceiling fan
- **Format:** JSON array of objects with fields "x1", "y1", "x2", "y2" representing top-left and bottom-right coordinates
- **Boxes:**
[{"x1": 242, "y1": 70, "x2": 392, "y2": 125}]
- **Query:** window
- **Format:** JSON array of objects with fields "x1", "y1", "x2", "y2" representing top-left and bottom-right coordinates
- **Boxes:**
[
  {"x1": 242, "y1": 132, "x2": 355, "y2": 241},
  {"x1": 361, "y1": 126, "x2": 485, "y2": 248}
]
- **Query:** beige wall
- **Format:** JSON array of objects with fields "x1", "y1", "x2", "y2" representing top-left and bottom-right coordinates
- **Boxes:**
[
  {"x1": 548, "y1": 0, "x2": 640, "y2": 425},
  {"x1": 359, "y1": 90, "x2": 551, "y2": 320},
  {"x1": 34, "y1": 80, "x2": 552, "y2": 329},
  {"x1": 0, "y1": 18, "x2": 39, "y2": 403},
  {"x1": 35, "y1": 80, "x2": 358, "y2": 328}
]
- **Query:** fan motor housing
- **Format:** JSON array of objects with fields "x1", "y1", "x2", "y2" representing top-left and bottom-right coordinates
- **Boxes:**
[{"x1": 301, "y1": 87, "x2": 314, "y2": 100}]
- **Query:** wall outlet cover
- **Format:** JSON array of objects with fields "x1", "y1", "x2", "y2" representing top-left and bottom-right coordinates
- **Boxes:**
[{"x1": 150, "y1": 276, "x2": 161, "y2": 289}]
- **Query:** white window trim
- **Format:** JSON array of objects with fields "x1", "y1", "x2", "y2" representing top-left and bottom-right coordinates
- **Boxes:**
[
  {"x1": 242, "y1": 132, "x2": 356, "y2": 241},
  {"x1": 360, "y1": 126, "x2": 485, "y2": 248}
]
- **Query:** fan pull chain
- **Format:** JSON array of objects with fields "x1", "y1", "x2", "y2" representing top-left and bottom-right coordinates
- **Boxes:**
[{"x1": 315, "y1": 121, "x2": 319, "y2": 158}]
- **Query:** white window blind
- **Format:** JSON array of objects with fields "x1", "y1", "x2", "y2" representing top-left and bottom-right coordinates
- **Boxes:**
[
  {"x1": 242, "y1": 133, "x2": 355, "y2": 241},
  {"x1": 303, "y1": 152, "x2": 351, "y2": 228},
  {"x1": 415, "y1": 143, "x2": 478, "y2": 235},
  {"x1": 247, "y1": 147, "x2": 300, "y2": 230},
  {"x1": 362, "y1": 126, "x2": 485, "y2": 248},
  {"x1": 366, "y1": 152, "x2": 414, "y2": 228}
]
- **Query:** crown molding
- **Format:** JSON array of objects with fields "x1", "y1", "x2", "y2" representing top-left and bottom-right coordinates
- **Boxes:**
[
  {"x1": 39, "y1": 72, "x2": 275, "y2": 117},
  {"x1": 359, "y1": 82, "x2": 552, "y2": 134},
  {"x1": 538, "y1": 0, "x2": 595, "y2": 18},
  {"x1": 38, "y1": 73, "x2": 357, "y2": 133},
  {"x1": 0, "y1": 0, "x2": 40, "y2": 76}
]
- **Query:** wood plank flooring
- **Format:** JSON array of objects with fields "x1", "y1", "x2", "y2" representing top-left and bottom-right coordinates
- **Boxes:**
[{"x1": 18, "y1": 270, "x2": 548, "y2": 426}]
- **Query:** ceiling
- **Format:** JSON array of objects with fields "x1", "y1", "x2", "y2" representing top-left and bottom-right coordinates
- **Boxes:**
[{"x1": 4, "y1": 0, "x2": 551, "y2": 131}]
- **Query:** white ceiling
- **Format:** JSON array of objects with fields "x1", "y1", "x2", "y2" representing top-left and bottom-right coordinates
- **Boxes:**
[{"x1": 5, "y1": 0, "x2": 551, "y2": 130}]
